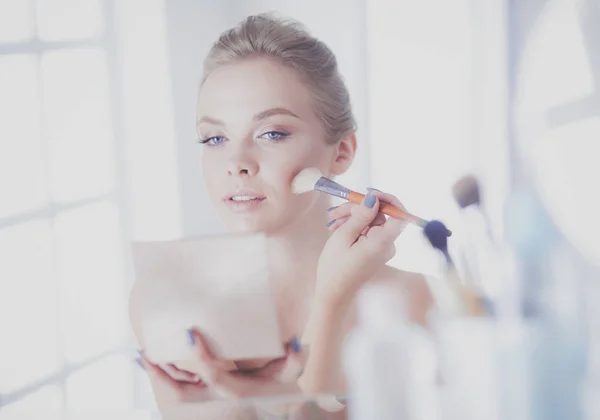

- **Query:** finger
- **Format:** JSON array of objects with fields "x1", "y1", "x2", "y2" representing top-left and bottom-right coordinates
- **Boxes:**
[
  {"x1": 316, "y1": 396, "x2": 346, "y2": 413},
  {"x1": 367, "y1": 190, "x2": 408, "y2": 239},
  {"x1": 367, "y1": 188, "x2": 407, "y2": 211},
  {"x1": 164, "y1": 364, "x2": 203, "y2": 384},
  {"x1": 333, "y1": 192, "x2": 380, "y2": 247},
  {"x1": 189, "y1": 330, "x2": 278, "y2": 400},
  {"x1": 362, "y1": 225, "x2": 398, "y2": 262},
  {"x1": 140, "y1": 355, "x2": 184, "y2": 391},
  {"x1": 188, "y1": 329, "x2": 217, "y2": 370},
  {"x1": 329, "y1": 192, "x2": 400, "y2": 234},
  {"x1": 328, "y1": 201, "x2": 356, "y2": 220},
  {"x1": 332, "y1": 215, "x2": 383, "y2": 232},
  {"x1": 188, "y1": 329, "x2": 224, "y2": 385},
  {"x1": 380, "y1": 210, "x2": 407, "y2": 240},
  {"x1": 330, "y1": 191, "x2": 404, "y2": 221},
  {"x1": 327, "y1": 216, "x2": 349, "y2": 232},
  {"x1": 189, "y1": 329, "x2": 218, "y2": 361},
  {"x1": 356, "y1": 212, "x2": 386, "y2": 236},
  {"x1": 286, "y1": 338, "x2": 308, "y2": 368},
  {"x1": 275, "y1": 337, "x2": 309, "y2": 383},
  {"x1": 370, "y1": 212, "x2": 386, "y2": 227},
  {"x1": 243, "y1": 357, "x2": 288, "y2": 379},
  {"x1": 236, "y1": 337, "x2": 307, "y2": 383}
]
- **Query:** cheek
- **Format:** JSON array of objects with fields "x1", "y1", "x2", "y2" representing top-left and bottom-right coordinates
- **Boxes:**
[
  {"x1": 267, "y1": 158, "x2": 329, "y2": 197},
  {"x1": 200, "y1": 154, "x2": 223, "y2": 197},
  {"x1": 273, "y1": 150, "x2": 332, "y2": 214},
  {"x1": 286, "y1": 149, "x2": 332, "y2": 187},
  {"x1": 283, "y1": 141, "x2": 333, "y2": 181}
]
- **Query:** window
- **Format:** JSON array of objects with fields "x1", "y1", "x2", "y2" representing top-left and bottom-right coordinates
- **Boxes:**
[{"x1": 0, "y1": 0, "x2": 133, "y2": 410}]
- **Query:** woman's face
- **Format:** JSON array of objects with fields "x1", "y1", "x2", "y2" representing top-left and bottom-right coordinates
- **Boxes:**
[{"x1": 197, "y1": 57, "x2": 338, "y2": 233}]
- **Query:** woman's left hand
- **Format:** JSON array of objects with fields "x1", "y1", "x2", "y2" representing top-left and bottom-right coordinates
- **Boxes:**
[{"x1": 140, "y1": 330, "x2": 306, "y2": 402}]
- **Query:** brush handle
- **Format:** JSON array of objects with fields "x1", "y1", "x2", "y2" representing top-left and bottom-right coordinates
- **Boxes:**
[{"x1": 347, "y1": 191, "x2": 428, "y2": 227}]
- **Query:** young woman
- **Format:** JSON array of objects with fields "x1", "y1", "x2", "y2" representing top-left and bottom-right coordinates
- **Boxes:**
[{"x1": 130, "y1": 13, "x2": 433, "y2": 418}]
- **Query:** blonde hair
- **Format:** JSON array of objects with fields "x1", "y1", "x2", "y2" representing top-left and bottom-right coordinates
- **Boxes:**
[{"x1": 201, "y1": 13, "x2": 356, "y2": 143}]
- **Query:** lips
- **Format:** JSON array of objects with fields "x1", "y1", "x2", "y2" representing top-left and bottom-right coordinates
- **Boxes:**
[
  {"x1": 230, "y1": 196, "x2": 265, "y2": 202},
  {"x1": 223, "y1": 190, "x2": 266, "y2": 202},
  {"x1": 222, "y1": 190, "x2": 266, "y2": 212}
]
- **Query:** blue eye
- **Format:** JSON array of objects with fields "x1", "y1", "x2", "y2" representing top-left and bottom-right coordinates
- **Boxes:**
[
  {"x1": 198, "y1": 136, "x2": 226, "y2": 146},
  {"x1": 260, "y1": 131, "x2": 289, "y2": 141}
]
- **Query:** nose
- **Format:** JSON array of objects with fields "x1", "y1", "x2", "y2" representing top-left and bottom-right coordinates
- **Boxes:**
[{"x1": 227, "y1": 152, "x2": 258, "y2": 177}]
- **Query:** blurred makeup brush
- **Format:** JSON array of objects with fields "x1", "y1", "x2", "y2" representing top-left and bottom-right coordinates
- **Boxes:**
[
  {"x1": 423, "y1": 220, "x2": 488, "y2": 316},
  {"x1": 452, "y1": 175, "x2": 500, "y2": 302},
  {"x1": 452, "y1": 175, "x2": 482, "y2": 287},
  {"x1": 291, "y1": 167, "x2": 451, "y2": 237},
  {"x1": 452, "y1": 174, "x2": 494, "y2": 241}
]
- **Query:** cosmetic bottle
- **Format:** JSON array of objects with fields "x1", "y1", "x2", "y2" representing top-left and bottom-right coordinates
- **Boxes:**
[
  {"x1": 500, "y1": 184, "x2": 589, "y2": 420},
  {"x1": 343, "y1": 282, "x2": 439, "y2": 420}
]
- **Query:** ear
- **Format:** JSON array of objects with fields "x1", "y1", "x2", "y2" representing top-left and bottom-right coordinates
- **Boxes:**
[{"x1": 329, "y1": 133, "x2": 357, "y2": 176}]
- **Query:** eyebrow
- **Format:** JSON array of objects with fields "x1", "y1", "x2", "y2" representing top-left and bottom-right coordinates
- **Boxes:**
[
  {"x1": 196, "y1": 107, "x2": 300, "y2": 128},
  {"x1": 253, "y1": 107, "x2": 300, "y2": 121}
]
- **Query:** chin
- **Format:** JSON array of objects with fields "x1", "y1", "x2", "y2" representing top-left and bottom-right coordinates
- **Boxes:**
[
  {"x1": 223, "y1": 216, "x2": 297, "y2": 236},
  {"x1": 223, "y1": 218, "x2": 277, "y2": 235},
  {"x1": 217, "y1": 200, "x2": 309, "y2": 234}
]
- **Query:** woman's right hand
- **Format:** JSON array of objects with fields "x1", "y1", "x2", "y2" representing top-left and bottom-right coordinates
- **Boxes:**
[
  {"x1": 315, "y1": 189, "x2": 407, "y2": 305},
  {"x1": 299, "y1": 190, "x2": 407, "y2": 396}
]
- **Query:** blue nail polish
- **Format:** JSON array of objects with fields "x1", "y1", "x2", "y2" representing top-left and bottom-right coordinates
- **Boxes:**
[
  {"x1": 364, "y1": 192, "x2": 376, "y2": 208},
  {"x1": 367, "y1": 187, "x2": 381, "y2": 193},
  {"x1": 187, "y1": 329, "x2": 195, "y2": 345},
  {"x1": 327, "y1": 206, "x2": 338, "y2": 212},
  {"x1": 327, "y1": 219, "x2": 336, "y2": 227},
  {"x1": 291, "y1": 336, "x2": 301, "y2": 353},
  {"x1": 135, "y1": 357, "x2": 145, "y2": 370}
]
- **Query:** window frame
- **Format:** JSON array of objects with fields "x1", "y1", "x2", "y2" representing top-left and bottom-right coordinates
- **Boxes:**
[{"x1": 0, "y1": 0, "x2": 135, "y2": 409}]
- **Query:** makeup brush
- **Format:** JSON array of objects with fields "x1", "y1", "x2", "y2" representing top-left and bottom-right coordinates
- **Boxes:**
[
  {"x1": 452, "y1": 175, "x2": 480, "y2": 211},
  {"x1": 292, "y1": 167, "x2": 451, "y2": 236},
  {"x1": 452, "y1": 174, "x2": 494, "y2": 240},
  {"x1": 423, "y1": 220, "x2": 488, "y2": 316},
  {"x1": 452, "y1": 175, "x2": 500, "y2": 302},
  {"x1": 452, "y1": 175, "x2": 483, "y2": 287}
]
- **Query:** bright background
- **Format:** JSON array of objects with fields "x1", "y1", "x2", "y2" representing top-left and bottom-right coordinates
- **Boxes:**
[{"x1": 0, "y1": 0, "x2": 598, "y2": 416}]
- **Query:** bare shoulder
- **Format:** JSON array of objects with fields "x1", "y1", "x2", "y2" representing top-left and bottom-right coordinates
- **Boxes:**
[
  {"x1": 371, "y1": 265, "x2": 433, "y2": 326},
  {"x1": 376, "y1": 264, "x2": 427, "y2": 283}
]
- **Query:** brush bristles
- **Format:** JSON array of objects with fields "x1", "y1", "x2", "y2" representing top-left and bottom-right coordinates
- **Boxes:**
[
  {"x1": 291, "y1": 167, "x2": 325, "y2": 194},
  {"x1": 453, "y1": 174, "x2": 480, "y2": 209},
  {"x1": 423, "y1": 220, "x2": 450, "y2": 252}
]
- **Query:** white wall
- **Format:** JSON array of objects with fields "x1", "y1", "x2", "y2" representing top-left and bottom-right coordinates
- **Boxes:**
[
  {"x1": 367, "y1": 0, "x2": 480, "y2": 275},
  {"x1": 161, "y1": 0, "x2": 231, "y2": 237}
]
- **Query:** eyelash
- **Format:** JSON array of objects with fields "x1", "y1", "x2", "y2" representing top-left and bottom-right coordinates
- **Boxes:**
[
  {"x1": 197, "y1": 131, "x2": 291, "y2": 146},
  {"x1": 197, "y1": 136, "x2": 226, "y2": 146}
]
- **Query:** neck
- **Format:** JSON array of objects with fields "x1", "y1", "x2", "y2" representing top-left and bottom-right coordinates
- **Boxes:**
[
  {"x1": 263, "y1": 195, "x2": 333, "y2": 339},
  {"x1": 266, "y1": 195, "x2": 332, "y2": 296}
]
